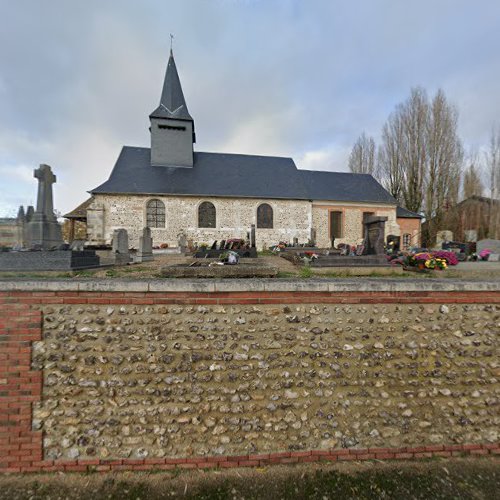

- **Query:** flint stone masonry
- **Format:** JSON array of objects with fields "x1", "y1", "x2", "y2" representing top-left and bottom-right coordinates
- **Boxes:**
[
  {"x1": 1, "y1": 279, "x2": 499, "y2": 473},
  {"x1": 36, "y1": 302, "x2": 500, "y2": 460}
]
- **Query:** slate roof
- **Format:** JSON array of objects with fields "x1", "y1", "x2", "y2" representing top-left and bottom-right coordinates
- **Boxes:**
[
  {"x1": 149, "y1": 50, "x2": 193, "y2": 122},
  {"x1": 90, "y1": 146, "x2": 397, "y2": 205},
  {"x1": 300, "y1": 170, "x2": 396, "y2": 204},
  {"x1": 396, "y1": 206, "x2": 423, "y2": 218}
]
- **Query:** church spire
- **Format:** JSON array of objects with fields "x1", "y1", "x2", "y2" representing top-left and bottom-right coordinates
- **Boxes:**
[
  {"x1": 150, "y1": 50, "x2": 193, "y2": 121},
  {"x1": 149, "y1": 48, "x2": 195, "y2": 167}
]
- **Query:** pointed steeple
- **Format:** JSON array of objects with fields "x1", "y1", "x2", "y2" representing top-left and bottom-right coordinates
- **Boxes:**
[
  {"x1": 149, "y1": 49, "x2": 195, "y2": 167},
  {"x1": 150, "y1": 50, "x2": 193, "y2": 121}
]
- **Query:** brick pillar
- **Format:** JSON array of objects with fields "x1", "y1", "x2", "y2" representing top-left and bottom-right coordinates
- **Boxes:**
[{"x1": 0, "y1": 297, "x2": 43, "y2": 473}]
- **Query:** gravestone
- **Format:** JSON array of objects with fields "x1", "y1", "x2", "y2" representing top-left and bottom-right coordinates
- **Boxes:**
[
  {"x1": 136, "y1": 227, "x2": 153, "y2": 262},
  {"x1": 464, "y1": 230, "x2": 478, "y2": 242},
  {"x1": 112, "y1": 229, "x2": 131, "y2": 264},
  {"x1": 70, "y1": 239, "x2": 86, "y2": 251},
  {"x1": 26, "y1": 164, "x2": 63, "y2": 249},
  {"x1": 436, "y1": 230, "x2": 453, "y2": 248},
  {"x1": 477, "y1": 239, "x2": 500, "y2": 255},
  {"x1": 177, "y1": 231, "x2": 187, "y2": 253},
  {"x1": 309, "y1": 227, "x2": 316, "y2": 247},
  {"x1": 250, "y1": 224, "x2": 256, "y2": 248},
  {"x1": 364, "y1": 216, "x2": 387, "y2": 255}
]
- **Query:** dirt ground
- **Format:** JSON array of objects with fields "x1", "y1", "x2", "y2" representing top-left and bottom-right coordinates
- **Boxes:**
[
  {"x1": 0, "y1": 458, "x2": 498, "y2": 500},
  {"x1": 0, "y1": 253, "x2": 499, "y2": 280}
]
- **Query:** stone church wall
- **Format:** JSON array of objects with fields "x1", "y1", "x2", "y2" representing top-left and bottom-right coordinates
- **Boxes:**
[
  {"x1": 1, "y1": 280, "x2": 499, "y2": 472},
  {"x1": 88, "y1": 195, "x2": 311, "y2": 250},
  {"x1": 312, "y1": 203, "x2": 399, "y2": 248}
]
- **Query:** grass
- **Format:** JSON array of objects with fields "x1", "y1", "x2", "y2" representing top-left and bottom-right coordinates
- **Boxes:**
[
  {"x1": 0, "y1": 459, "x2": 498, "y2": 500},
  {"x1": 299, "y1": 266, "x2": 313, "y2": 278}
]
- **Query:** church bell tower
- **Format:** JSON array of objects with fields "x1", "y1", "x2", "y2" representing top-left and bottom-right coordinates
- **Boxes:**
[{"x1": 149, "y1": 50, "x2": 195, "y2": 167}]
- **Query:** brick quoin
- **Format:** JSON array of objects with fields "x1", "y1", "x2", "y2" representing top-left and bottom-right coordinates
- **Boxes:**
[
  {"x1": 1, "y1": 288, "x2": 499, "y2": 474},
  {"x1": 0, "y1": 301, "x2": 42, "y2": 473}
]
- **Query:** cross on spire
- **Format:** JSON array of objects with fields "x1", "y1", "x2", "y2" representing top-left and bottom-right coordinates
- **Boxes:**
[{"x1": 170, "y1": 34, "x2": 174, "y2": 54}]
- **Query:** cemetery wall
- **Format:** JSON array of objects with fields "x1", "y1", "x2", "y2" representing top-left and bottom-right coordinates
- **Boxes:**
[
  {"x1": 87, "y1": 194, "x2": 311, "y2": 250},
  {"x1": 1, "y1": 279, "x2": 499, "y2": 473}
]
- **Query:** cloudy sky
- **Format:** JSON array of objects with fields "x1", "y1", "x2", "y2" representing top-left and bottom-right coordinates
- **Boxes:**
[{"x1": 1, "y1": 0, "x2": 499, "y2": 216}]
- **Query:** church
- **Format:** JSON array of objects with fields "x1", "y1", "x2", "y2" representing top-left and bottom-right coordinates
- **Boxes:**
[{"x1": 82, "y1": 50, "x2": 420, "y2": 250}]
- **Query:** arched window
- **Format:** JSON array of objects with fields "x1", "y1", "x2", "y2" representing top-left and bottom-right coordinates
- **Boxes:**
[
  {"x1": 257, "y1": 203, "x2": 273, "y2": 229},
  {"x1": 146, "y1": 199, "x2": 165, "y2": 228},
  {"x1": 198, "y1": 201, "x2": 216, "y2": 228}
]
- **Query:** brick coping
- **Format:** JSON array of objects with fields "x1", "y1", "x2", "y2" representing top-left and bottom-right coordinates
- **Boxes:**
[
  {"x1": 1, "y1": 278, "x2": 499, "y2": 293},
  {"x1": 2, "y1": 443, "x2": 498, "y2": 474}
]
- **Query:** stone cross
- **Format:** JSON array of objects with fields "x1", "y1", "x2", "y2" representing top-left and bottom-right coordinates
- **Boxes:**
[
  {"x1": 34, "y1": 164, "x2": 57, "y2": 220},
  {"x1": 25, "y1": 164, "x2": 63, "y2": 249}
]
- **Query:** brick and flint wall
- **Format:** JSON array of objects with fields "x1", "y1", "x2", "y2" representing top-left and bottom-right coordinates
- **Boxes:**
[
  {"x1": 1, "y1": 279, "x2": 499, "y2": 473},
  {"x1": 87, "y1": 195, "x2": 408, "y2": 251}
]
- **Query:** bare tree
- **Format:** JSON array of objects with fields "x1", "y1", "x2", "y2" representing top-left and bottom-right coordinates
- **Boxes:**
[
  {"x1": 378, "y1": 87, "x2": 464, "y2": 244},
  {"x1": 348, "y1": 132, "x2": 377, "y2": 175},
  {"x1": 424, "y1": 89, "x2": 463, "y2": 241},
  {"x1": 378, "y1": 87, "x2": 429, "y2": 212},
  {"x1": 485, "y1": 127, "x2": 500, "y2": 238},
  {"x1": 462, "y1": 158, "x2": 483, "y2": 199}
]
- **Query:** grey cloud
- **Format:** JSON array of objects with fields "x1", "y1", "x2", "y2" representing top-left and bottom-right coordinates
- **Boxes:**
[{"x1": 1, "y1": 0, "x2": 500, "y2": 215}]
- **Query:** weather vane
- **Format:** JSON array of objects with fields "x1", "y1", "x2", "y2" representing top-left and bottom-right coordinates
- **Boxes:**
[{"x1": 170, "y1": 33, "x2": 174, "y2": 52}]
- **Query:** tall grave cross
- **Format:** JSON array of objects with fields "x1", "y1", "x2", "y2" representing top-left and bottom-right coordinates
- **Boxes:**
[
  {"x1": 34, "y1": 164, "x2": 57, "y2": 221},
  {"x1": 26, "y1": 163, "x2": 63, "y2": 249}
]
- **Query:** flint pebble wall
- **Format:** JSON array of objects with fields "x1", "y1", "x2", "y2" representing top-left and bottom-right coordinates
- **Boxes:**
[{"x1": 1, "y1": 279, "x2": 499, "y2": 473}]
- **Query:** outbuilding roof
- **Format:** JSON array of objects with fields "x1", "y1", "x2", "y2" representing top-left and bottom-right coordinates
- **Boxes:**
[
  {"x1": 90, "y1": 146, "x2": 397, "y2": 205},
  {"x1": 396, "y1": 206, "x2": 423, "y2": 218}
]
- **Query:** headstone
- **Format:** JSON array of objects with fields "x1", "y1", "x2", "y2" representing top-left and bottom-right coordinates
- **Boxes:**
[
  {"x1": 477, "y1": 239, "x2": 500, "y2": 255},
  {"x1": 136, "y1": 227, "x2": 153, "y2": 262},
  {"x1": 25, "y1": 164, "x2": 63, "y2": 249},
  {"x1": 177, "y1": 231, "x2": 187, "y2": 253},
  {"x1": 112, "y1": 229, "x2": 131, "y2": 264},
  {"x1": 250, "y1": 224, "x2": 256, "y2": 248},
  {"x1": 70, "y1": 239, "x2": 86, "y2": 251},
  {"x1": 464, "y1": 230, "x2": 478, "y2": 242},
  {"x1": 364, "y1": 216, "x2": 388, "y2": 255},
  {"x1": 309, "y1": 227, "x2": 316, "y2": 247},
  {"x1": 436, "y1": 230, "x2": 453, "y2": 248}
]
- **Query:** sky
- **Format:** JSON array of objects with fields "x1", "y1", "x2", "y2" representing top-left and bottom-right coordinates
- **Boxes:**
[{"x1": 1, "y1": 0, "x2": 499, "y2": 216}]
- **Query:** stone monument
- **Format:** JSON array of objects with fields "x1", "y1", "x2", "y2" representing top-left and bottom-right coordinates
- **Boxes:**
[
  {"x1": 26, "y1": 164, "x2": 63, "y2": 249},
  {"x1": 464, "y1": 230, "x2": 478, "y2": 242},
  {"x1": 250, "y1": 224, "x2": 256, "y2": 248},
  {"x1": 177, "y1": 231, "x2": 187, "y2": 253},
  {"x1": 364, "y1": 216, "x2": 388, "y2": 255},
  {"x1": 136, "y1": 227, "x2": 153, "y2": 262},
  {"x1": 477, "y1": 239, "x2": 500, "y2": 255},
  {"x1": 112, "y1": 229, "x2": 131, "y2": 264},
  {"x1": 436, "y1": 230, "x2": 453, "y2": 248}
]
